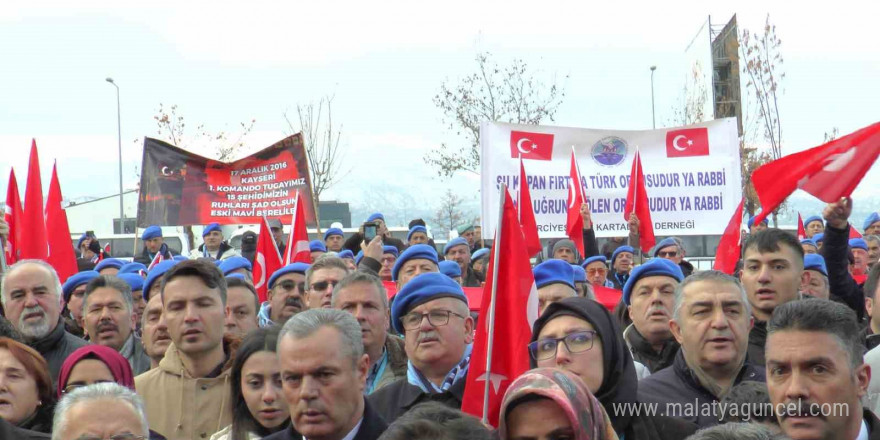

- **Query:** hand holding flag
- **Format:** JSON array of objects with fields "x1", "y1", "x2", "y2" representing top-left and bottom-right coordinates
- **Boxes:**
[{"x1": 623, "y1": 150, "x2": 656, "y2": 252}]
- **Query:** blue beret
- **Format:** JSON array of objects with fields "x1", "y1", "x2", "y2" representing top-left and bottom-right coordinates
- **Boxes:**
[
  {"x1": 392, "y1": 244, "x2": 439, "y2": 281},
  {"x1": 337, "y1": 250, "x2": 354, "y2": 260},
  {"x1": 747, "y1": 216, "x2": 769, "y2": 228},
  {"x1": 117, "y1": 273, "x2": 145, "y2": 292},
  {"x1": 202, "y1": 223, "x2": 221, "y2": 237},
  {"x1": 143, "y1": 260, "x2": 179, "y2": 300},
  {"x1": 611, "y1": 246, "x2": 635, "y2": 265},
  {"x1": 571, "y1": 265, "x2": 586, "y2": 283},
  {"x1": 391, "y1": 272, "x2": 467, "y2": 334},
  {"x1": 439, "y1": 261, "x2": 461, "y2": 278},
  {"x1": 800, "y1": 239, "x2": 817, "y2": 248},
  {"x1": 171, "y1": 255, "x2": 189, "y2": 262},
  {"x1": 457, "y1": 224, "x2": 475, "y2": 235},
  {"x1": 119, "y1": 262, "x2": 147, "y2": 275},
  {"x1": 653, "y1": 238, "x2": 679, "y2": 256},
  {"x1": 850, "y1": 238, "x2": 869, "y2": 252},
  {"x1": 141, "y1": 225, "x2": 162, "y2": 241},
  {"x1": 443, "y1": 237, "x2": 469, "y2": 255},
  {"x1": 804, "y1": 254, "x2": 828, "y2": 277},
  {"x1": 864, "y1": 212, "x2": 880, "y2": 231},
  {"x1": 355, "y1": 251, "x2": 364, "y2": 265},
  {"x1": 581, "y1": 255, "x2": 607, "y2": 268},
  {"x1": 367, "y1": 213, "x2": 384, "y2": 223},
  {"x1": 533, "y1": 259, "x2": 575, "y2": 290},
  {"x1": 471, "y1": 248, "x2": 490, "y2": 262},
  {"x1": 803, "y1": 216, "x2": 823, "y2": 228},
  {"x1": 225, "y1": 273, "x2": 247, "y2": 281},
  {"x1": 813, "y1": 233, "x2": 824, "y2": 244},
  {"x1": 309, "y1": 240, "x2": 327, "y2": 253},
  {"x1": 383, "y1": 245, "x2": 399, "y2": 258},
  {"x1": 407, "y1": 225, "x2": 428, "y2": 242},
  {"x1": 622, "y1": 258, "x2": 684, "y2": 305},
  {"x1": 218, "y1": 256, "x2": 253, "y2": 275},
  {"x1": 62, "y1": 271, "x2": 100, "y2": 302},
  {"x1": 268, "y1": 263, "x2": 310, "y2": 289},
  {"x1": 77, "y1": 233, "x2": 89, "y2": 248},
  {"x1": 95, "y1": 258, "x2": 125, "y2": 272},
  {"x1": 323, "y1": 228, "x2": 344, "y2": 241}
]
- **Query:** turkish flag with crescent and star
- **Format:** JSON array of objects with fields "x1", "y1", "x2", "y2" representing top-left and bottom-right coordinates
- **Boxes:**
[
  {"x1": 565, "y1": 148, "x2": 586, "y2": 257},
  {"x1": 253, "y1": 217, "x2": 283, "y2": 303},
  {"x1": 751, "y1": 122, "x2": 880, "y2": 226},
  {"x1": 666, "y1": 127, "x2": 710, "y2": 157},
  {"x1": 510, "y1": 130, "x2": 554, "y2": 161},
  {"x1": 461, "y1": 189, "x2": 538, "y2": 427},
  {"x1": 283, "y1": 192, "x2": 311, "y2": 265}
]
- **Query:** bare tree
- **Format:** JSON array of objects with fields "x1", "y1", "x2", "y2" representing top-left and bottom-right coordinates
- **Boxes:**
[
  {"x1": 430, "y1": 190, "x2": 466, "y2": 240},
  {"x1": 823, "y1": 127, "x2": 839, "y2": 143},
  {"x1": 667, "y1": 61, "x2": 710, "y2": 127},
  {"x1": 426, "y1": 52, "x2": 568, "y2": 177},
  {"x1": 741, "y1": 15, "x2": 784, "y2": 160}
]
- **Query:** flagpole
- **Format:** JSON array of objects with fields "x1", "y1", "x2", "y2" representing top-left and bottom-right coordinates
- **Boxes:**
[{"x1": 481, "y1": 183, "x2": 506, "y2": 424}]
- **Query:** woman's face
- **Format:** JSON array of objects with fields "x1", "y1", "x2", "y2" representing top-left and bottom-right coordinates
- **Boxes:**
[
  {"x1": 241, "y1": 351, "x2": 289, "y2": 430},
  {"x1": 0, "y1": 348, "x2": 40, "y2": 425},
  {"x1": 506, "y1": 397, "x2": 574, "y2": 440},
  {"x1": 536, "y1": 315, "x2": 605, "y2": 393},
  {"x1": 64, "y1": 359, "x2": 115, "y2": 394}
]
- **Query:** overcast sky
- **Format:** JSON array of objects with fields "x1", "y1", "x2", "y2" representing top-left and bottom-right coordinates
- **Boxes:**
[{"x1": 1, "y1": 0, "x2": 878, "y2": 227}]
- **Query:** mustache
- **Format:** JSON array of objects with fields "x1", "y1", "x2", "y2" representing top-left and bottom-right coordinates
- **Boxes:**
[
  {"x1": 97, "y1": 320, "x2": 118, "y2": 333},
  {"x1": 645, "y1": 305, "x2": 669, "y2": 317},
  {"x1": 285, "y1": 297, "x2": 303, "y2": 308},
  {"x1": 417, "y1": 330, "x2": 440, "y2": 343}
]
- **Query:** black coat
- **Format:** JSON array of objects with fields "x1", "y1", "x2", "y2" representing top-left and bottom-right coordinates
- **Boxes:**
[
  {"x1": 623, "y1": 324, "x2": 680, "y2": 373},
  {"x1": 865, "y1": 408, "x2": 880, "y2": 440},
  {"x1": 821, "y1": 223, "x2": 866, "y2": 321},
  {"x1": 747, "y1": 320, "x2": 767, "y2": 366},
  {"x1": 367, "y1": 374, "x2": 467, "y2": 424},
  {"x1": 262, "y1": 398, "x2": 387, "y2": 440},
  {"x1": 27, "y1": 318, "x2": 89, "y2": 386},
  {"x1": 0, "y1": 417, "x2": 48, "y2": 440}
]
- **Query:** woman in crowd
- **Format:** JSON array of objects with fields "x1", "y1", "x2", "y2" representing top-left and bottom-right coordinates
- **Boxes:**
[
  {"x1": 212, "y1": 327, "x2": 290, "y2": 440},
  {"x1": 498, "y1": 368, "x2": 618, "y2": 440},
  {"x1": 529, "y1": 297, "x2": 697, "y2": 439},
  {"x1": 0, "y1": 338, "x2": 54, "y2": 433}
]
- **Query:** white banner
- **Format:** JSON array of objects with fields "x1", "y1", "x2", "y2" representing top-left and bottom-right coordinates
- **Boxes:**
[{"x1": 480, "y1": 118, "x2": 742, "y2": 238}]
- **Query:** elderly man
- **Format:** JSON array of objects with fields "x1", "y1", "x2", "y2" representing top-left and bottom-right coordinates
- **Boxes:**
[
  {"x1": 377, "y1": 246, "x2": 398, "y2": 282},
  {"x1": 324, "y1": 227, "x2": 345, "y2": 252},
  {"x1": 533, "y1": 259, "x2": 577, "y2": 315},
  {"x1": 332, "y1": 272, "x2": 407, "y2": 394},
  {"x1": 457, "y1": 224, "x2": 476, "y2": 249},
  {"x1": 801, "y1": 254, "x2": 830, "y2": 299},
  {"x1": 865, "y1": 213, "x2": 880, "y2": 236},
  {"x1": 639, "y1": 271, "x2": 765, "y2": 428},
  {"x1": 82, "y1": 275, "x2": 151, "y2": 375},
  {"x1": 369, "y1": 272, "x2": 474, "y2": 423},
  {"x1": 551, "y1": 239, "x2": 579, "y2": 264},
  {"x1": 258, "y1": 263, "x2": 310, "y2": 327},
  {"x1": 140, "y1": 291, "x2": 171, "y2": 369},
  {"x1": 621, "y1": 258, "x2": 685, "y2": 373},
  {"x1": 851, "y1": 238, "x2": 871, "y2": 279},
  {"x1": 748, "y1": 216, "x2": 770, "y2": 234},
  {"x1": 443, "y1": 237, "x2": 482, "y2": 288},
  {"x1": 765, "y1": 299, "x2": 878, "y2": 440},
  {"x1": 406, "y1": 225, "x2": 429, "y2": 247},
  {"x1": 0, "y1": 260, "x2": 88, "y2": 383},
  {"x1": 803, "y1": 215, "x2": 825, "y2": 239},
  {"x1": 52, "y1": 383, "x2": 150, "y2": 440},
  {"x1": 267, "y1": 308, "x2": 388, "y2": 440},
  {"x1": 61, "y1": 270, "x2": 100, "y2": 338},
  {"x1": 224, "y1": 275, "x2": 260, "y2": 336},
  {"x1": 189, "y1": 223, "x2": 237, "y2": 261},
  {"x1": 608, "y1": 246, "x2": 635, "y2": 289},
  {"x1": 391, "y1": 244, "x2": 439, "y2": 289},
  {"x1": 134, "y1": 225, "x2": 176, "y2": 265},
  {"x1": 306, "y1": 257, "x2": 351, "y2": 310},
  {"x1": 582, "y1": 256, "x2": 613, "y2": 288},
  {"x1": 654, "y1": 237, "x2": 694, "y2": 277}
]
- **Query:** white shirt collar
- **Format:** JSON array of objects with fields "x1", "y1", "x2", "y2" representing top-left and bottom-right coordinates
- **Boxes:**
[{"x1": 856, "y1": 418, "x2": 869, "y2": 440}]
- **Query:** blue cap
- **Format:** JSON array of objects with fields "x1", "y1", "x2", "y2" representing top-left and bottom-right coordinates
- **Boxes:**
[
  {"x1": 804, "y1": 254, "x2": 828, "y2": 277},
  {"x1": 117, "y1": 273, "x2": 145, "y2": 292},
  {"x1": 804, "y1": 216, "x2": 823, "y2": 229},
  {"x1": 813, "y1": 233, "x2": 825, "y2": 244},
  {"x1": 471, "y1": 248, "x2": 490, "y2": 262},
  {"x1": 383, "y1": 245, "x2": 399, "y2": 258},
  {"x1": 143, "y1": 260, "x2": 179, "y2": 301},
  {"x1": 119, "y1": 262, "x2": 147, "y2": 275},
  {"x1": 439, "y1": 261, "x2": 462, "y2": 278},
  {"x1": 571, "y1": 265, "x2": 586, "y2": 283},
  {"x1": 391, "y1": 244, "x2": 439, "y2": 281},
  {"x1": 141, "y1": 225, "x2": 162, "y2": 241},
  {"x1": 226, "y1": 273, "x2": 247, "y2": 281},
  {"x1": 850, "y1": 238, "x2": 869, "y2": 252},
  {"x1": 581, "y1": 255, "x2": 607, "y2": 268},
  {"x1": 77, "y1": 233, "x2": 89, "y2": 248},
  {"x1": 652, "y1": 238, "x2": 679, "y2": 257},
  {"x1": 747, "y1": 216, "x2": 769, "y2": 228},
  {"x1": 309, "y1": 240, "x2": 327, "y2": 253},
  {"x1": 218, "y1": 256, "x2": 253, "y2": 275},
  {"x1": 622, "y1": 258, "x2": 685, "y2": 305},
  {"x1": 864, "y1": 213, "x2": 880, "y2": 231},
  {"x1": 407, "y1": 225, "x2": 428, "y2": 242},
  {"x1": 533, "y1": 260, "x2": 575, "y2": 290},
  {"x1": 391, "y1": 272, "x2": 467, "y2": 334},
  {"x1": 95, "y1": 258, "x2": 125, "y2": 272},
  {"x1": 611, "y1": 246, "x2": 635, "y2": 265},
  {"x1": 323, "y1": 228, "x2": 344, "y2": 241},
  {"x1": 62, "y1": 271, "x2": 100, "y2": 302},
  {"x1": 268, "y1": 263, "x2": 310, "y2": 289},
  {"x1": 443, "y1": 237, "x2": 469, "y2": 255},
  {"x1": 172, "y1": 255, "x2": 189, "y2": 262},
  {"x1": 337, "y1": 250, "x2": 354, "y2": 260},
  {"x1": 800, "y1": 239, "x2": 817, "y2": 248},
  {"x1": 202, "y1": 223, "x2": 221, "y2": 237},
  {"x1": 367, "y1": 213, "x2": 384, "y2": 223}
]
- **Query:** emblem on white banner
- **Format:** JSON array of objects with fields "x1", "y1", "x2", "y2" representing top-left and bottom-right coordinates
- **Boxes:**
[
  {"x1": 672, "y1": 135, "x2": 693, "y2": 152},
  {"x1": 516, "y1": 138, "x2": 535, "y2": 154}
]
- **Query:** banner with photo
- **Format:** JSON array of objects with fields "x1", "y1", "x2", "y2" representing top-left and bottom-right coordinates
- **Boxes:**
[{"x1": 480, "y1": 118, "x2": 742, "y2": 238}]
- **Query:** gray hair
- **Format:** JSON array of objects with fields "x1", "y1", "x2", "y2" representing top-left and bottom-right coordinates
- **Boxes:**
[
  {"x1": 768, "y1": 298, "x2": 864, "y2": 369},
  {"x1": 330, "y1": 271, "x2": 388, "y2": 310},
  {"x1": 278, "y1": 308, "x2": 364, "y2": 367},
  {"x1": 0, "y1": 259, "x2": 63, "y2": 307},
  {"x1": 52, "y1": 382, "x2": 149, "y2": 440},
  {"x1": 82, "y1": 275, "x2": 134, "y2": 315},
  {"x1": 865, "y1": 235, "x2": 880, "y2": 245},
  {"x1": 673, "y1": 270, "x2": 751, "y2": 321},
  {"x1": 686, "y1": 423, "x2": 785, "y2": 440},
  {"x1": 305, "y1": 256, "x2": 351, "y2": 291}
]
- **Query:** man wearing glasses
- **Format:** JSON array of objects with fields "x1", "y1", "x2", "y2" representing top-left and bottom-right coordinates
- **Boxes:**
[
  {"x1": 305, "y1": 257, "x2": 351, "y2": 310},
  {"x1": 258, "y1": 262, "x2": 310, "y2": 328},
  {"x1": 368, "y1": 272, "x2": 474, "y2": 423},
  {"x1": 53, "y1": 383, "x2": 150, "y2": 440},
  {"x1": 653, "y1": 237, "x2": 694, "y2": 277}
]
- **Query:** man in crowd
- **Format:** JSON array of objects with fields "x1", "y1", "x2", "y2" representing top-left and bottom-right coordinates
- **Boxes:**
[
  {"x1": 0, "y1": 259, "x2": 89, "y2": 383},
  {"x1": 801, "y1": 238, "x2": 819, "y2": 255},
  {"x1": 268, "y1": 308, "x2": 388, "y2": 440},
  {"x1": 443, "y1": 237, "x2": 482, "y2": 287},
  {"x1": 61, "y1": 270, "x2": 99, "y2": 338},
  {"x1": 219, "y1": 256, "x2": 253, "y2": 283},
  {"x1": 324, "y1": 227, "x2": 345, "y2": 252},
  {"x1": 344, "y1": 213, "x2": 405, "y2": 253},
  {"x1": 305, "y1": 257, "x2": 351, "y2": 310},
  {"x1": 533, "y1": 259, "x2": 577, "y2": 315},
  {"x1": 82, "y1": 275, "x2": 151, "y2": 375},
  {"x1": 258, "y1": 263, "x2": 310, "y2": 327},
  {"x1": 118, "y1": 273, "x2": 147, "y2": 333},
  {"x1": 470, "y1": 248, "x2": 490, "y2": 280},
  {"x1": 134, "y1": 225, "x2": 176, "y2": 265},
  {"x1": 622, "y1": 258, "x2": 684, "y2": 373},
  {"x1": 439, "y1": 261, "x2": 462, "y2": 285},
  {"x1": 864, "y1": 212, "x2": 880, "y2": 236},
  {"x1": 654, "y1": 237, "x2": 694, "y2": 277},
  {"x1": 748, "y1": 216, "x2": 769, "y2": 234},
  {"x1": 851, "y1": 238, "x2": 871, "y2": 279},
  {"x1": 765, "y1": 299, "x2": 878, "y2": 440},
  {"x1": 801, "y1": 254, "x2": 830, "y2": 299},
  {"x1": 608, "y1": 245, "x2": 635, "y2": 289},
  {"x1": 310, "y1": 239, "x2": 327, "y2": 261},
  {"x1": 582, "y1": 255, "x2": 613, "y2": 288},
  {"x1": 820, "y1": 198, "x2": 867, "y2": 322},
  {"x1": 457, "y1": 224, "x2": 476, "y2": 250},
  {"x1": 268, "y1": 218, "x2": 286, "y2": 256},
  {"x1": 135, "y1": 260, "x2": 234, "y2": 440},
  {"x1": 140, "y1": 291, "x2": 171, "y2": 370},
  {"x1": 52, "y1": 383, "x2": 151, "y2": 440},
  {"x1": 407, "y1": 225, "x2": 429, "y2": 247},
  {"x1": 332, "y1": 272, "x2": 407, "y2": 394},
  {"x1": 369, "y1": 272, "x2": 474, "y2": 423},
  {"x1": 95, "y1": 258, "x2": 125, "y2": 276},
  {"x1": 550, "y1": 239, "x2": 579, "y2": 264},
  {"x1": 639, "y1": 271, "x2": 765, "y2": 428},
  {"x1": 804, "y1": 215, "x2": 825, "y2": 239},
  {"x1": 188, "y1": 223, "x2": 237, "y2": 261},
  {"x1": 391, "y1": 244, "x2": 439, "y2": 289},
  {"x1": 378, "y1": 246, "x2": 398, "y2": 281},
  {"x1": 224, "y1": 275, "x2": 260, "y2": 337},
  {"x1": 866, "y1": 235, "x2": 880, "y2": 269}
]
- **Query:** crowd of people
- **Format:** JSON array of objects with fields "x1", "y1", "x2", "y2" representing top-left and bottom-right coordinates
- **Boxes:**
[{"x1": 1, "y1": 200, "x2": 880, "y2": 440}]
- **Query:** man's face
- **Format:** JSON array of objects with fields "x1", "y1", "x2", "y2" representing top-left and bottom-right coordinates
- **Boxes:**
[
  {"x1": 806, "y1": 221, "x2": 825, "y2": 238},
  {"x1": 395, "y1": 259, "x2": 438, "y2": 288},
  {"x1": 279, "y1": 327, "x2": 368, "y2": 440},
  {"x1": 474, "y1": 226, "x2": 482, "y2": 242},
  {"x1": 867, "y1": 223, "x2": 880, "y2": 236},
  {"x1": 585, "y1": 261, "x2": 608, "y2": 286},
  {"x1": 740, "y1": 244, "x2": 805, "y2": 321},
  {"x1": 537, "y1": 284, "x2": 576, "y2": 316},
  {"x1": 552, "y1": 247, "x2": 576, "y2": 264},
  {"x1": 409, "y1": 232, "x2": 428, "y2": 246},
  {"x1": 461, "y1": 230, "x2": 475, "y2": 247},
  {"x1": 271, "y1": 227, "x2": 284, "y2": 246},
  {"x1": 867, "y1": 239, "x2": 880, "y2": 266},
  {"x1": 656, "y1": 245, "x2": 683, "y2": 264},
  {"x1": 800, "y1": 271, "x2": 829, "y2": 300},
  {"x1": 670, "y1": 280, "x2": 752, "y2": 372},
  {"x1": 766, "y1": 330, "x2": 868, "y2": 440},
  {"x1": 613, "y1": 252, "x2": 633, "y2": 273},
  {"x1": 67, "y1": 285, "x2": 88, "y2": 321},
  {"x1": 204, "y1": 230, "x2": 223, "y2": 250},
  {"x1": 58, "y1": 399, "x2": 146, "y2": 440},
  {"x1": 445, "y1": 245, "x2": 471, "y2": 274},
  {"x1": 225, "y1": 286, "x2": 259, "y2": 337},
  {"x1": 378, "y1": 254, "x2": 397, "y2": 281},
  {"x1": 83, "y1": 287, "x2": 135, "y2": 351},
  {"x1": 162, "y1": 276, "x2": 226, "y2": 357},
  {"x1": 335, "y1": 283, "x2": 388, "y2": 358},
  {"x1": 145, "y1": 237, "x2": 164, "y2": 254},
  {"x1": 307, "y1": 268, "x2": 348, "y2": 309},
  {"x1": 627, "y1": 276, "x2": 677, "y2": 343},
  {"x1": 2, "y1": 264, "x2": 61, "y2": 340},
  {"x1": 325, "y1": 235, "x2": 344, "y2": 252},
  {"x1": 801, "y1": 243, "x2": 818, "y2": 255},
  {"x1": 269, "y1": 273, "x2": 306, "y2": 324},
  {"x1": 852, "y1": 249, "x2": 869, "y2": 275},
  {"x1": 141, "y1": 294, "x2": 171, "y2": 361},
  {"x1": 402, "y1": 297, "x2": 474, "y2": 377}
]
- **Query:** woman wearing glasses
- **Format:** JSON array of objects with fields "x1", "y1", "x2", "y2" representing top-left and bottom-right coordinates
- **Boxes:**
[
  {"x1": 0, "y1": 338, "x2": 54, "y2": 433},
  {"x1": 528, "y1": 297, "x2": 696, "y2": 439}
]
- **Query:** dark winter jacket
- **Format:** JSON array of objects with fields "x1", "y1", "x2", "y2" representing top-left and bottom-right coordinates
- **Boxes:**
[
  {"x1": 623, "y1": 324, "x2": 680, "y2": 373},
  {"x1": 133, "y1": 243, "x2": 178, "y2": 266},
  {"x1": 27, "y1": 317, "x2": 89, "y2": 386},
  {"x1": 262, "y1": 398, "x2": 387, "y2": 440},
  {"x1": 747, "y1": 319, "x2": 768, "y2": 366},
  {"x1": 0, "y1": 417, "x2": 49, "y2": 440},
  {"x1": 821, "y1": 223, "x2": 866, "y2": 321},
  {"x1": 679, "y1": 260, "x2": 694, "y2": 278},
  {"x1": 461, "y1": 266, "x2": 484, "y2": 288},
  {"x1": 864, "y1": 408, "x2": 880, "y2": 440},
  {"x1": 367, "y1": 372, "x2": 467, "y2": 424}
]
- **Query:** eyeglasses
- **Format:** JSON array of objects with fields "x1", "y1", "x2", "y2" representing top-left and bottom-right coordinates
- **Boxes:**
[
  {"x1": 74, "y1": 434, "x2": 147, "y2": 440},
  {"x1": 586, "y1": 268, "x2": 607, "y2": 276},
  {"x1": 658, "y1": 251, "x2": 678, "y2": 258},
  {"x1": 310, "y1": 280, "x2": 339, "y2": 292},
  {"x1": 400, "y1": 309, "x2": 467, "y2": 330},
  {"x1": 63, "y1": 380, "x2": 115, "y2": 394},
  {"x1": 277, "y1": 280, "x2": 305, "y2": 292},
  {"x1": 528, "y1": 331, "x2": 598, "y2": 360}
]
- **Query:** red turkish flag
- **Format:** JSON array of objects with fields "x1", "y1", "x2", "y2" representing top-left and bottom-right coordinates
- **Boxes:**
[
  {"x1": 593, "y1": 285, "x2": 623, "y2": 311},
  {"x1": 4, "y1": 169, "x2": 23, "y2": 264},
  {"x1": 45, "y1": 163, "x2": 78, "y2": 283},
  {"x1": 518, "y1": 158, "x2": 542, "y2": 257},
  {"x1": 623, "y1": 150, "x2": 656, "y2": 252},
  {"x1": 147, "y1": 250, "x2": 164, "y2": 271},
  {"x1": 461, "y1": 190, "x2": 538, "y2": 427},
  {"x1": 510, "y1": 131, "x2": 554, "y2": 161},
  {"x1": 850, "y1": 225, "x2": 863, "y2": 239},
  {"x1": 751, "y1": 122, "x2": 880, "y2": 225},
  {"x1": 713, "y1": 198, "x2": 745, "y2": 275},
  {"x1": 797, "y1": 213, "x2": 806, "y2": 241},
  {"x1": 666, "y1": 127, "x2": 710, "y2": 157},
  {"x1": 20, "y1": 140, "x2": 48, "y2": 260},
  {"x1": 254, "y1": 217, "x2": 283, "y2": 303},
  {"x1": 283, "y1": 192, "x2": 311, "y2": 265},
  {"x1": 565, "y1": 148, "x2": 586, "y2": 257}
]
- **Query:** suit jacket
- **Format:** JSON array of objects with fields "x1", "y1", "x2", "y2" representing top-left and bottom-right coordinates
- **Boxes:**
[{"x1": 262, "y1": 398, "x2": 387, "y2": 440}]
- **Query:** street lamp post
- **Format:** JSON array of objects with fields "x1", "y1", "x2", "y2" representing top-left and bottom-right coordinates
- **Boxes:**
[
  {"x1": 106, "y1": 78, "x2": 124, "y2": 231},
  {"x1": 650, "y1": 66, "x2": 657, "y2": 129}
]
